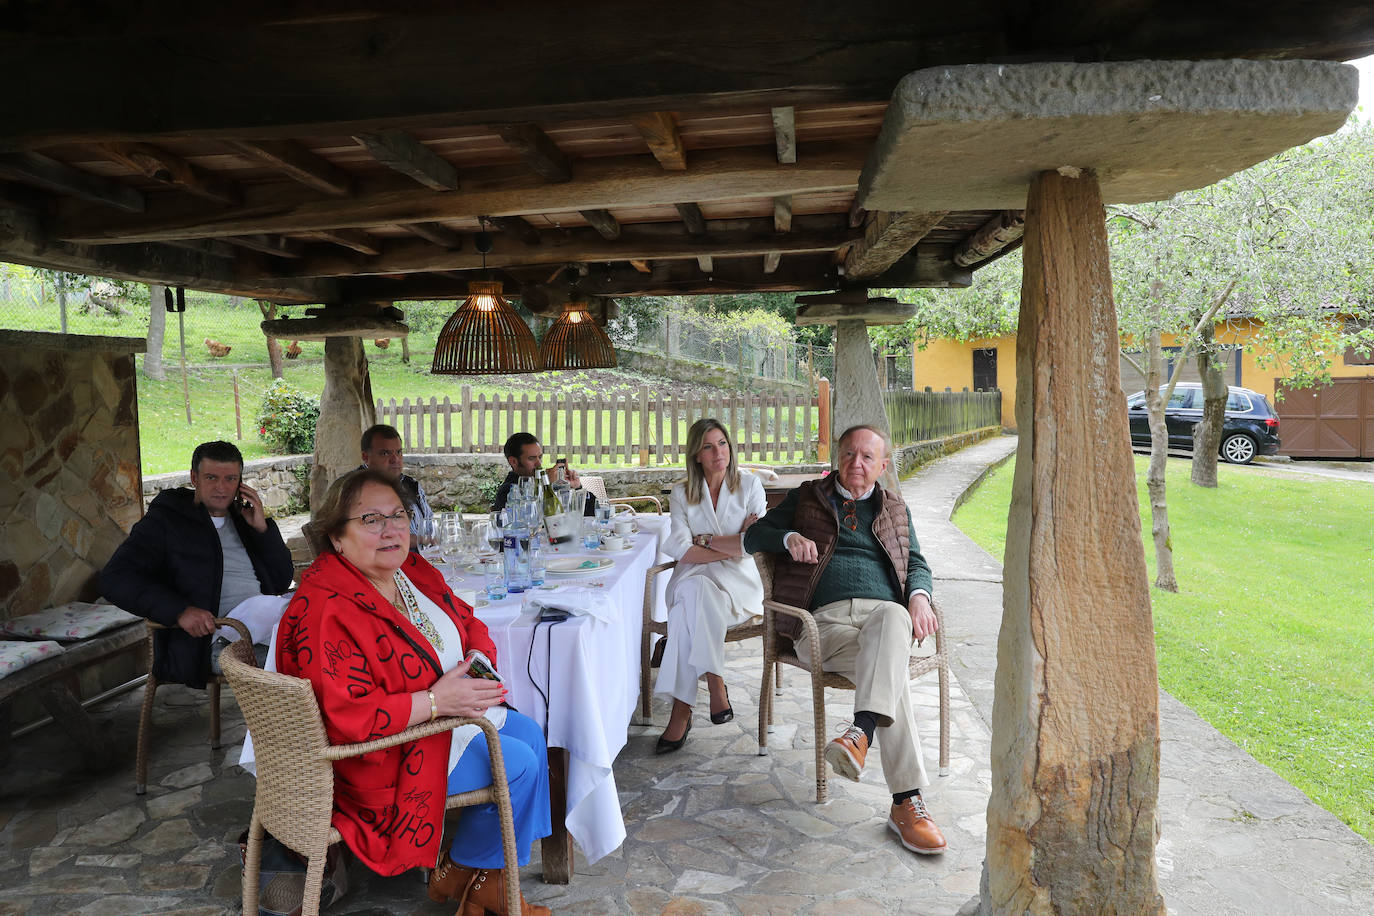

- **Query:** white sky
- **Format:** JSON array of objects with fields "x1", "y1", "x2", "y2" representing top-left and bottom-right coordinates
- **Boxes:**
[{"x1": 1353, "y1": 55, "x2": 1374, "y2": 120}]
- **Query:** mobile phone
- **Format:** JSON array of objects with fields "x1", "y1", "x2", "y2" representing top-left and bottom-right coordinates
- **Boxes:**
[
  {"x1": 555, "y1": 457, "x2": 568, "y2": 468},
  {"x1": 538, "y1": 606, "x2": 570, "y2": 623}
]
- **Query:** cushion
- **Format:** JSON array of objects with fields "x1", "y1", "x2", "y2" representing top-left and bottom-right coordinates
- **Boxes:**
[
  {"x1": 0, "y1": 602, "x2": 141, "y2": 642},
  {"x1": 0, "y1": 640, "x2": 65, "y2": 679}
]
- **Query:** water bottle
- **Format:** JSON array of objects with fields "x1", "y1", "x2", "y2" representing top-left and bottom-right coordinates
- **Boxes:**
[
  {"x1": 529, "y1": 534, "x2": 546, "y2": 587},
  {"x1": 503, "y1": 518, "x2": 531, "y2": 593}
]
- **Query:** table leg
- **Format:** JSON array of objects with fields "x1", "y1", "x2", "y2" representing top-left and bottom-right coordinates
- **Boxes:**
[{"x1": 541, "y1": 746, "x2": 574, "y2": 884}]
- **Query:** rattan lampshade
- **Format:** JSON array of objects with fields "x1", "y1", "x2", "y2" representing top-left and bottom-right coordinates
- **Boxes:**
[
  {"x1": 539, "y1": 300, "x2": 618, "y2": 370},
  {"x1": 431, "y1": 280, "x2": 542, "y2": 374}
]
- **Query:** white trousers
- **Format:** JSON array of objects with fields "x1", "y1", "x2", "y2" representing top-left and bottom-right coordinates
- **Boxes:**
[
  {"x1": 795, "y1": 598, "x2": 929, "y2": 793},
  {"x1": 654, "y1": 575, "x2": 751, "y2": 706}
]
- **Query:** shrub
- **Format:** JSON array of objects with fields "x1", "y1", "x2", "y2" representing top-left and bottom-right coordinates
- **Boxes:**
[{"x1": 257, "y1": 379, "x2": 319, "y2": 455}]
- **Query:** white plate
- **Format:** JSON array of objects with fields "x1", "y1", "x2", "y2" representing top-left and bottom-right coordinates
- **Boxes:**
[
  {"x1": 547, "y1": 557, "x2": 615, "y2": 575},
  {"x1": 598, "y1": 541, "x2": 634, "y2": 552}
]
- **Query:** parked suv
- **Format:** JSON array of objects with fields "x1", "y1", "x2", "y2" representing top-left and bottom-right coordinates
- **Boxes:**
[{"x1": 1125, "y1": 383, "x2": 1280, "y2": 464}]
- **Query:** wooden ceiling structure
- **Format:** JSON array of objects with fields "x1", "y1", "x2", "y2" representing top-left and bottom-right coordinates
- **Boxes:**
[{"x1": 1, "y1": 2, "x2": 1373, "y2": 319}]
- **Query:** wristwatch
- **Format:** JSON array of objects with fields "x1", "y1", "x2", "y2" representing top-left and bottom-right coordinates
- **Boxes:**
[{"x1": 692, "y1": 533, "x2": 714, "y2": 548}]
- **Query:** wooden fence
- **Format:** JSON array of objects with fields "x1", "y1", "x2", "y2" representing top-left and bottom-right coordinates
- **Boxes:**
[{"x1": 884, "y1": 388, "x2": 1002, "y2": 445}]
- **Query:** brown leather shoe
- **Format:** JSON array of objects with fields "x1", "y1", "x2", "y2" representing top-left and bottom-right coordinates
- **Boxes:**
[
  {"x1": 457, "y1": 866, "x2": 551, "y2": 916},
  {"x1": 427, "y1": 853, "x2": 477, "y2": 903},
  {"x1": 888, "y1": 795, "x2": 947, "y2": 855},
  {"x1": 824, "y1": 724, "x2": 869, "y2": 781}
]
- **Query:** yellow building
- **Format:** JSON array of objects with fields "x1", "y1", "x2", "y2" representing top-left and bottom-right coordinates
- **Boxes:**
[{"x1": 912, "y1": 317, "x2": 1374, "y2": 435}]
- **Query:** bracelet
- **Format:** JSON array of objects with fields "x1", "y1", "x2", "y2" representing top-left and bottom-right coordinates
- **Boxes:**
[{"x1": 426, "y1": 689, "x2": 438, "y2": 722}]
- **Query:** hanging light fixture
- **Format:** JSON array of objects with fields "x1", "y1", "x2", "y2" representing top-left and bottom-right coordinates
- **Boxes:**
[
  {"x1": 539, "y1": 299, "x2": 618, "y2": 370},
  {"x1": 431, "y1": 219, "x2": 542, "y2": 375}
]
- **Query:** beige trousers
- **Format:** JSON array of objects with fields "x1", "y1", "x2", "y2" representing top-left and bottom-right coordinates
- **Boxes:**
[{"x1": 795, "y1": 597, "x2": 929, "y2": 792}]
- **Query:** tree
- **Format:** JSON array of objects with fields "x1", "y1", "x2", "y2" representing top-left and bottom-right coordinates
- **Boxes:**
[
  {"x1": 256, "y1": 300, "x2": 285, "y2": 379},
  {"x1": 144, "y1": 284, "x2": 167, "y2": 380}
]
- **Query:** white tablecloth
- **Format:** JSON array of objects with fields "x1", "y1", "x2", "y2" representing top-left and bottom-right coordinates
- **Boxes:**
[{"x1": 444, "y1": 515, "x2": 669, "y2": 863}]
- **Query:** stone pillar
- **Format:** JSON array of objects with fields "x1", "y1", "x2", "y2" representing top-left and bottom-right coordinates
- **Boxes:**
[
  {"x1": 311, "y1": 337, "x2": 377, "y2": 513},
  {"x1": 977, "y1": 171, "x2": 1162, "y2": 914},
  {"x1": 832, "y1": 318, "x2": 899, "y2": 490}
]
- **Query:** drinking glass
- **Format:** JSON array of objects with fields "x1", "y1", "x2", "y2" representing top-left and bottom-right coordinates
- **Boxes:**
[
  {"x1": 439, "y1": 514, "x2": 467, "y2": 571},
  {"x1": 482, "y1": 558, "x2": 508, "y2": 600},
  {"x1": 581, "y1": 517, "x2": 601, "y2": 550},
  {"x1": 472, "y1": 520, "x2": 497, "y2": 560}
]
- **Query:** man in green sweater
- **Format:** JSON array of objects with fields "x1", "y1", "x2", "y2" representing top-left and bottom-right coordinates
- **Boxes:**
[{"x1": 744, "y1": 424, "x2": 945, "y2": 856}]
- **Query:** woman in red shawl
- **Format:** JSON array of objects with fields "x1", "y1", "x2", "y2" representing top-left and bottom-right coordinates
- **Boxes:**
[{"x1": 276, "y1": 469, "x2": 551, "y2": 915}]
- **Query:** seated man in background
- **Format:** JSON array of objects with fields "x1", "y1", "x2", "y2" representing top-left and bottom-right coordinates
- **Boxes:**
[
  {"x1": 101, "y1": 440, "x2": 295, "y2": 686},
  {"x1": 491, "y1": 431, "x2": 596, "y2": 515},
  {"x1": 360, "y1": 423, "x2": 434, "y2": 547},
  {"x1": 743, "y1": 424, "x2": 946, "y2": 857}
]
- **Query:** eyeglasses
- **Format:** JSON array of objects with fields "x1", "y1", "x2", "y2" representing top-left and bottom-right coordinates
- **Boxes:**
[
  {"x1": 841, "y1": 499, "x2": 858, "y2": 531},
  {"x1": 348, "y1": 509, "x2": 411, "y2": 533}
]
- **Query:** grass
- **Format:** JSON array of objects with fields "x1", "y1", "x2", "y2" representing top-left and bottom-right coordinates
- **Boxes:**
[{"x1": 951, "y1": 456, "x2": 1374, "y2": 841}]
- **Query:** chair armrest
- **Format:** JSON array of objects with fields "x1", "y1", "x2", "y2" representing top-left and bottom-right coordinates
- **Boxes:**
[
  {"x1": 610, "y1": 495, "x2": 663, "y2": 514},
  {"x1": 762, "y1": 599, "x2": 820, "y2": 648},
  {"x1": 146, "y1": 616, "x2": 252, "y2": 643},
  {"x1": 323, "y1": 715, "x2": 500, "y2": 761},
  {"x1": 643, "y1": 561, "x2": 677, "y2": 624}
]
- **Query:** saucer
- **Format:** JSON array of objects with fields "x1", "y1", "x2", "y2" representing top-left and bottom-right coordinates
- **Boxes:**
[{"x1": 598, "y1": 541, "x2": 633, "y2": 552}]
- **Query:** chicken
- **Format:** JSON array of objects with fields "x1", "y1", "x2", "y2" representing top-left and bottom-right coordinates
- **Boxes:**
[
  {"x1": 284, "y1": 340, "x2": 302, "y2": 360},
  {"x1": 373, "y1": 337, "x2": 391, "y2": 349},
  {"x1": 204, "y1": 337, "x2": 232, "y2": 358}
]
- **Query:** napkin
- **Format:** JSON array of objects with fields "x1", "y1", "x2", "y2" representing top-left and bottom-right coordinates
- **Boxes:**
[{"x1": 524, "y1": 586, "x2": 614, "y2": 623}]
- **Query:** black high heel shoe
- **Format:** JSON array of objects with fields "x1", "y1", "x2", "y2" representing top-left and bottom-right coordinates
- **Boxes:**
[
  {"x1": 709, "y1": 686, "x2": 733, "y2": 725},
  {"x1": 655, "y1": 716, "x2": 692, "y2": 754}
]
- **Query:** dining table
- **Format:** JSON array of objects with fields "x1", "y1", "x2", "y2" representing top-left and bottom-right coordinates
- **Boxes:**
[{"x1": 441, "y1": 513, "x2": 670, "y2": 882}]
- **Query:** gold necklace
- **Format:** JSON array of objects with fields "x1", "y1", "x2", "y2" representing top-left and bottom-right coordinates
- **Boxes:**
[{"x1": 392, "y1": 572, "x2": 444, "y2": 652}]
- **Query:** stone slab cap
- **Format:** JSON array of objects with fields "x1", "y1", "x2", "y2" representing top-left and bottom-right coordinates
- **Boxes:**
[
  {"x1": 260, "y1": 315, "x2": 409, "y2": 340},
  {"x1": 858, "y1": 59, "x2": 1358, "y2": 211},
  {"x1": 795, "y1": 295, "x2": 915, "y2": 326}
]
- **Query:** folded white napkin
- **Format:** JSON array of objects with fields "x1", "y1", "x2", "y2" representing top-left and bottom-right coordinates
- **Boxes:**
[{"x1": 523, "y1": 586, "x2": 614, "y2": 623}]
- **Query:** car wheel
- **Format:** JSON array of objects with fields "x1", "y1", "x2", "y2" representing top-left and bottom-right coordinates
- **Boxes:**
[{"x1": 1221, "y1": 433, "x2": 1257, "y2": 465}]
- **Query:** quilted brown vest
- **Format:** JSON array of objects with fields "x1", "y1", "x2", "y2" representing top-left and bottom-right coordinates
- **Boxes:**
[{"x1": 769, "y1": 477, "x2": 910, "y2": 640}]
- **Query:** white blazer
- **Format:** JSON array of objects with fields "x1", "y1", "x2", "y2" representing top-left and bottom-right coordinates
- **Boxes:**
[{"x1": 663, "y1": 471, "x2": 768, "y2": 614}]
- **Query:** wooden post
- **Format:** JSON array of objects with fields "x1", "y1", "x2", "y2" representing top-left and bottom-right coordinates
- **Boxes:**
[
  {"x1": 816, "y1": 377, "x2": 831, "y2": 463},
  {"x1": 638, "y1": 385, "x2": 650, "y2": 466},
  {"x1": 461, "y1": 385, "x2": 472, "y2": 452},
  {"x1": 232, "y1": 369, "x2": 242, "y2": 440},
  {"x1": 977, "y1": 170, "x2": 1162, "y2": 915}
]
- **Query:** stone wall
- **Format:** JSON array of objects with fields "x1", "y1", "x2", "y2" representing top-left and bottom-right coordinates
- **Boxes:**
[
  {"x1": 0, "y1": 331, "x2": 145, "y2": 620},
  {"x1": 144, "y1": 454, "x2": 313, "y2": 514},
  {"x1": 894, "y1": 426, "x2": 1003, "y2": 479},
  {"x1": 616, "y1": 346, "x2": 811, "y2": 395}
]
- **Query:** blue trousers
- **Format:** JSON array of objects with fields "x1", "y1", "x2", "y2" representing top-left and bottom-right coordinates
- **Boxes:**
[{"x1": 446, "y1": 709, "x2": 552, "y2": 868}]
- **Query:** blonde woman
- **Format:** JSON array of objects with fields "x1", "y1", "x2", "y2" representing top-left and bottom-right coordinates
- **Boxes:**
[{"x1": 655, "y1": 418, "x2": 766, "y2": 753}]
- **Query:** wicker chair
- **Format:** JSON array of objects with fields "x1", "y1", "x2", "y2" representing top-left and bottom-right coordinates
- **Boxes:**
[
  {"x1": 135, "y1": 616, "x2": 252, "y2": 795},
  {"x1": 579, "y1": 475, "x2": 663, "y2": 514},
  {"x1": 754, "y1": 553, "x2": 950, "y2": 804},
  {"x1": 219, "y1": 639, "x2": 521, "y2": 916},
  {"x1": 639, "y1": 560, "x2": 772, "y2": 720}
]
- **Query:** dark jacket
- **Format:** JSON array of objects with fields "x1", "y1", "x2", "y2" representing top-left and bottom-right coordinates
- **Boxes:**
[
  {"x1": 100, "y1": 488, "x2": 294, "y2": 688},
  {"x1": 492, "y1": 469, "x2": 597, "y2": 516}
]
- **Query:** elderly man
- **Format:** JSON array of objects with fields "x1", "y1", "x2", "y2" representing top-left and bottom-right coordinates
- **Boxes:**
[
  {"x1": 102, "y1": 440, "x2": 294, "y2": 687},
  {"x1": 743, "y1": 424, "x2": 946, "y2": 855},
  {"x1": 491, "y1": 431, "x2": 595, "y2": 515},
  {"x1": 360, "y1": 423, "x2": 434, "y2": 544}
]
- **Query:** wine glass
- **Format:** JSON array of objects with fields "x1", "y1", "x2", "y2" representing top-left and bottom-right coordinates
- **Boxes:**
[
  {"x1": 472, "y1": 519, "x2": 497, "y2": 560},
  {"x1": 439, "y1": 514, "x2": 467, "y2": 572}
]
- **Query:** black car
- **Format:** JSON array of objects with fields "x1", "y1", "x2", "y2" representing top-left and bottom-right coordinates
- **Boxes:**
[{"x1": 1126, "y1": 383, "x2": 1280, "y2": 464}]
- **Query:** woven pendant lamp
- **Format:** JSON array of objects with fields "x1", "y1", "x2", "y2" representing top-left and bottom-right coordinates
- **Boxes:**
[
  {"x1": 431, "y1": 279, "x2": 542, "y2": 374},
  {"x1": 539, "y1": 300, "x2": 618, "y2": 370}
]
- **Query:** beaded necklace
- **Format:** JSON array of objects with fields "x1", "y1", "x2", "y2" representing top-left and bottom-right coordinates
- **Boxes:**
[{"x1": 392, "y1": 571, "x2": 444, "y2": 652}]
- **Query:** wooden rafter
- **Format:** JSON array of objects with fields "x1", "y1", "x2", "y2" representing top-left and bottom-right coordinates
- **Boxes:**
[
  {"x1": 55, "y1": 142, "x2": 869, "y2": 243},
  {"x1": 675, "y1": 202, "x2": 707, "y2": 235},
  {"x1": 696, "y1": 256, "x2": 713, "y2": 272},
  {"x1": 629, "y1": 259, "x2": 651, "y2": 273},
  {"x1": 96, "y1": 142, "x2": 239, "y2": 206},
  {"x1": 773, "y1": 195, "x2": 793, "y2": 233},
  {"x1": 763, "y1": 251, "x2": 781, "y2": 274},
  {"x1": 579, "y1": 209, "x2": 621, "y2": 240},
  {"x1": 772, "y1": 107, "x2": 797, "y2": 164},
  {"x1": 494, "y1": 123, "x2": 572, "y2": 182},
  {"x1": 0, "y1": 152, "x2": 143, "y2": 212},
  {"x1": 224, "y1": 139, "x2": 353, "y2": 197},
  {"x1": 487, "y1": 215, "x2": 541, "y2": 246},
  {"x1": 953, "y1": 210, "x2": 1025, "y2": 266},
  {"x1": 223, "y1": 234, "x2": 304, "y2": 259},
  {"x1": 632, "y1": 111, "x2": 687, "y2": 171},
  {"x1": 309, "y1": 228, "x2": 381, "y2": 256},
  {"x1": 162, "y1": 238, "x2": 238, "y2": 259},
  {"x1": 843, "y1": 210, "x2": 948, "y2": 280},
  {"x1": 404, "y1": 222, "x2": 464, "y2": 249},
  {"x1": 353, "y1": 130, "x2": 459, "y2": 190}
]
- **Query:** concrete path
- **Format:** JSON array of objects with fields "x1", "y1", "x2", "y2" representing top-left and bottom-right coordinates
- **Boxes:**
[{"x1": 1, "y1": 436, "x2": 1369, "y2": 914}]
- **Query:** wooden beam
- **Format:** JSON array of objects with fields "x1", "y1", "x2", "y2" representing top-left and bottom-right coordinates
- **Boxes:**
[
  {"x1": 953, "y1": 209, "x2": 1026, "y2": 267},
  {"x1": 676, "y1": 202, "x2": 707, "y2": 236},
  {"x1": 772, "y1": 106, "x2": 797, "y2": 164},
  {"x1": 96, "y1": 141, "x2": 239, "y2": 205},
  {"x1": 696, "y1": 256, "x2": 713, "y2": 272},
  {"x1": 632, "y1": 111, "x2": 687, "y2": 171},
  {"x1": 774, "y1": 195, "x2": 793, "y2": 233},
  {"x1": 224, "y1": 139, "x2": 353, "y2": 197},
  {"x1": 57, "y1": 142, "x2": 869, "y2": 243},
  {"x1": 494, "y1": 123, "x2": 572, "y2": 182},
  {"x1": 0, "y1": 152, "x2": 144, "y2": 212},
  {"x1": 162, "y1": 237, "x2": 238, "y2": 259},
  {"x1": 353, "y1": 130, "x2": 459, "y2": 190},
  {"x1": 629, "y1": 259, "x2": 651, "y2": 273},
  {"x1": 223, "y1": 234, "x2": 305, "y2": 258},
  {"x1": 843, "y1": 210, "x2": 948, "y2": 280},
  {"x1": 864, "y1": 249, "x2": 973, "y2": 289},
  {"x1": 247, "y1": 220, "x2": 856, "y2": 280},
  {"x1": 847, "y1": 196, "x2": 867, "y2": 228},
  {"x1": 0, "y1": 205, "x2": 334, "y2": 302},
  {"x1": 487, "y1": 215, "x2": 542, "y2": 246},
  {"x1": 579, "y1": 209, "x2": 621, "y2": 240},
  {"x1": 763, "y1": 251, "x2": 781, "y2": 274},
  {"x1": 795, "y1": 297, "x2": 917, "y2": 326},
  {"x1": 405, "y1": 222, "x2": 464, "y2": 249},
  {"x1": 310, "y1": 228, "x2": 381, "y2": 256}
]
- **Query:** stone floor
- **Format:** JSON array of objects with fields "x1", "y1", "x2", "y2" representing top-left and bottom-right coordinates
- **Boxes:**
[{"x1": 2, "y1": 436, "x2": 1371, "y2": 914}]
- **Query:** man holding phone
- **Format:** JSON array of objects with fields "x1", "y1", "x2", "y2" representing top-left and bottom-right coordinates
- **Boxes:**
[
  {"x1": 102, "y1": 440, "x2": 294, "y2": 688},
  {"x1": 491, "y1": 431, "x2": 597, "y2": 516}
]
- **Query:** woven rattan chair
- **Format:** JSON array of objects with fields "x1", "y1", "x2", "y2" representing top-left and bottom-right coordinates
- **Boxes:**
[
  {"x1": 639, "y1": 560, "x2": 772, "y2": 720},
  {"x1": 220, "y1": 639, "x2": 521, "y2": 916},
  {"x1": 754, "y1": 553, "x2": 950, "y2": 804},
  {"x1": 135, "y1": 616, "x2": 252, "y2": 795},
  {"x1": 579, "y1": 475, "x2": 663, "y2": 514}
]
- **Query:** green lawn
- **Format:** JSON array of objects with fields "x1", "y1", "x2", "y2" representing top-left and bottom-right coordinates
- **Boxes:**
[{"x1": 952, "y1": 456, "x2": 1374, "y2": 841}]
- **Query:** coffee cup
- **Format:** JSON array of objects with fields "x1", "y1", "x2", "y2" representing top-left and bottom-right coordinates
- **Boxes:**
[
  {"x1": 600, "y1": 534, "x2": 625, "y2": 551},
  {"x1": 613, "y1": 518, "x2": 634, "y2": 536}
]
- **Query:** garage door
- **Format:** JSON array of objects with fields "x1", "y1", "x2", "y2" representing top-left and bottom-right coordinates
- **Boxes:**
[{"x1": 1275, "y1": 377, "x2": 1374, "y2": 458}]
